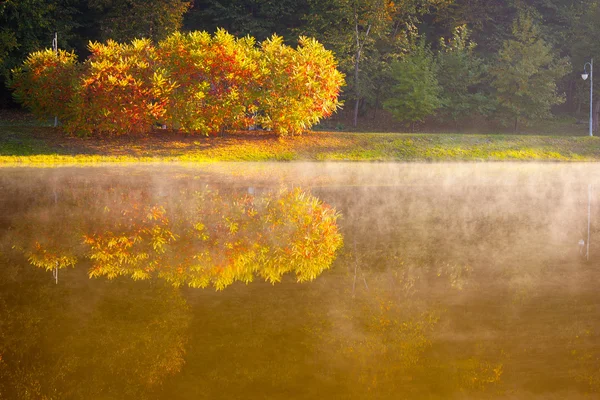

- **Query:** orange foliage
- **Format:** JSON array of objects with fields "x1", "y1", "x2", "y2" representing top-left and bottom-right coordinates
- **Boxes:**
[
  {"x1": 11, "y1": 30, "x2": 344, "y2": 136},
  {"x1": 82, "y1": 188, "x2": 343, "y2": 290},
  {"x1": 158, "y1": 30, "x2": 262, "y2": 135},
  {"x1": 66, "y1": 39, "x2": 177, "y2": 136},
  {"x1": 258, "y1": 35, "x2": 345, "y2": 136}
]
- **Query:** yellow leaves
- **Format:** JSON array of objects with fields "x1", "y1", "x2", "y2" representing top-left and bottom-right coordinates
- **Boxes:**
[
  {"x1": 16, "y1": 27, "x2": 342, "y2": 137},
  {"x1": 27, "y1": 242, "x2": 77, "y2": 272},
  {"x1": 83, "y1": 188, "x2": 342, "y2": 290}
]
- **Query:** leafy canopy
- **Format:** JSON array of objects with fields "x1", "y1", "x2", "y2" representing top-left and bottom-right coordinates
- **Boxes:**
[
  {"x1": 491, "y1": 12, "x2": 570, "y2": 131},
  {"x1": 383, "y1": 40, "x2": 442, "y2": 128}
]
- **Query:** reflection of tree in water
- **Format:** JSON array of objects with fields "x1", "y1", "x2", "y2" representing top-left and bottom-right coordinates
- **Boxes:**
[
  {"x1": 0, "y1": 258, "x2": 191, "y2": 400},
  {"x1": 304, "y1": 280, "x2": 504, "y2": 399},
  {"x1": 314, "y1": 185, "x2": 600, "y2": 398},
  {"x1": 10, "y1": 186, "x2": 343, "y2": 290},
  {"x1": 568, "y1": 320, "x2": 600, "y2": 394}
]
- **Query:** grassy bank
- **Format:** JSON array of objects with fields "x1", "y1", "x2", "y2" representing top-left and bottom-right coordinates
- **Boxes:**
[{"x1": 1, "y1": 126, "x2": 600, "y2": 165}]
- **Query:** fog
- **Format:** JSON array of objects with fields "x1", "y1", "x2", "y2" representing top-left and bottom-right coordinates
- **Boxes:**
[{"x1": 0, "y1": 162, "x2": 599, "y2": 399}]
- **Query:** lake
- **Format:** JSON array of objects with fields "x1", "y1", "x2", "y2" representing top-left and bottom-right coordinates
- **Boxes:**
[{"x1": 1, "y1": 162, "x2": 599, "y2": 399}]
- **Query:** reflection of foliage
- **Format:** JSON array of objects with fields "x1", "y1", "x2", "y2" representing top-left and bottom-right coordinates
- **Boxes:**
[
  {"x1": 16, "y1": 186, "x2": 342, "y2": 290},
  {"x1": 27, "y1": 241, "x2": 77, "y2": 272},
  {"x1": 340, "y1": 298, "x2": 440, "y2": 392},
  {"x1": 0, "y1": 256, "x2": 191, "y2": 400},
  {"x1": 569, "y1": 326, "x2": 600, "y2": 393},
  {"x1": 84, "y1": 205, "x2": 177, "y2": 280},
  {"x1": 74, "y1": 280, "x2": 191, "y2": 398},
  {"x1": 85, "y1": 188, "x2": 343, "y2": 290}
]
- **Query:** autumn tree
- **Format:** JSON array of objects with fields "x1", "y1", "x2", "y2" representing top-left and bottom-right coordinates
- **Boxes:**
[
  {"x1": 66, "y1": 39, "x2": 175, "y2": 136},
  {"x1": 258, "y1": 35, "x2": 345, "y2": 135},
  {"x1": 158, "y1": 30, "x2": 262, "y2": 135},
  {"x1": 10, "y1": 49, "x2": 79, "y2": 122},
  {"x1": 491, "y1": 12, "x2": 570, "y2": 132}
]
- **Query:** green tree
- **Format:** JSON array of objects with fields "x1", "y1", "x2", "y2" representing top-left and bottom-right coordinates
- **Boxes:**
[
  {"x1": 491, "y1": 12, "x2": 570, "y2": 132},
  {"x1": 299, "y1": 0, "x2": 445, "y2": 127},
  {"x1": 568, "y1": 1, "x2": 600, "y2": 130},
  {"x1": 437, "y1": 25, "x2": 491, "y2": 127},
  {"x1": 383, "y1": 41, "x2": 442, "y2": 131}
]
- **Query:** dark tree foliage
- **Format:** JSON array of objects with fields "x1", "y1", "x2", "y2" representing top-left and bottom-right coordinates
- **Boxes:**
[
  {"x1": 0, "y1": 0, "x2": 79, "y2": 106},
  {"x1": 88, "y1": 0, "x2": 191, "y2": 42},
  {"x1": 184, "y1": 0, "x2": 308, "y2": 41}
]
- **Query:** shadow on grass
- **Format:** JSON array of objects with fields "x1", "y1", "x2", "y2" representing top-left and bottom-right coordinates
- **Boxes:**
[{"x1": 0, "y1": 127, "x2": 69, "y2": 156}]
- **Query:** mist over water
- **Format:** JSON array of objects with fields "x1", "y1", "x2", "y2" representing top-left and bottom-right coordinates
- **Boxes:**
[{"x1": 1, "y1": 162, "x2": 599, "y2": 399}]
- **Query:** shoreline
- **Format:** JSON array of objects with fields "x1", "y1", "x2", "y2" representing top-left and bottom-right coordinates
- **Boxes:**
[{"x1": 1, "y1": 126, "x2": 599, "y2": 166}]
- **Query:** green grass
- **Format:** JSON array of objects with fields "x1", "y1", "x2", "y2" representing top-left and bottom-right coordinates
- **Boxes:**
[{"x1": 1, "y1": 126, "x2": 599, "y2": 166}]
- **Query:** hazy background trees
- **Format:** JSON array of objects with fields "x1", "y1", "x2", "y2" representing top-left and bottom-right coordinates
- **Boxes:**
[{"x1": 3, "y1": 0, "x2": 600, "y2": 131}]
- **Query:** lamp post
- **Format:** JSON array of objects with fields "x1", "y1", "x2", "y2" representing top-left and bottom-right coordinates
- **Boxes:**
[
  {"x1": 52, "y1": 32, "x2": 58, "y2": 128},
  {"x1": 582, "y1": 59, "x2": 593, "y2": 136}
]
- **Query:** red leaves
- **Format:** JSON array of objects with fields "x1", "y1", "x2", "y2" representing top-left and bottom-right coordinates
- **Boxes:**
[{"x1": 13, "y1": 31, "x2": 344, "y2": 137}]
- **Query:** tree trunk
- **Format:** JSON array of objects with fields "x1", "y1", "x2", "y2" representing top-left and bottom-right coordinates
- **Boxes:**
[
  {"x1": 514, "y1": 117, "x2": 518, "y2": 133},
  {"x1": 352, "y1": 7, "x2": 370, "y2": 128},
  {"x1": 372, "y1": 90, "x2": 379, "y2": 120}
]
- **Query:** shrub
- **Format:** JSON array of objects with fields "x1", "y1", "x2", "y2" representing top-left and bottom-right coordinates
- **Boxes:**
[
  {"x1": 11, "y1": 31, "x2": 344, "y2": 137},
  {"x1": 67, "y1": 39, "x2": 176, "y2": 136},
  {"x1": 158, "y1": 30, "x2": 263, "y2": 135},
  {"x1": 10, "y1": 49, "x2": 79, "y2": 122},
  {"x1": 258, "y1": 35, "x2": 345, "y2": 136}
]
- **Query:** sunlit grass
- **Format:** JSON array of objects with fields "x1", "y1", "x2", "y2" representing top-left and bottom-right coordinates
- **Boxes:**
[{"x1": 0, "y1": 127, "x2": 599, "y2": 166}]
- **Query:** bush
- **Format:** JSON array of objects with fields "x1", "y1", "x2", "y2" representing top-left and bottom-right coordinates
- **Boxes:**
[
  {"x1": 10, "y1": 49, "x2": 79, "y2": 122},
  {"x1": 158, "y1": 30, "x2": 262, "y2": 135},
  {"x1": 66, "y1": 39, "x2": 176, "y2": 136},
  {"x1": 11, "y1": 31, "x2": 344, "y2": 137},
  {"x1": 258, "y1": 35, "x2": 345, "y2": 136}
]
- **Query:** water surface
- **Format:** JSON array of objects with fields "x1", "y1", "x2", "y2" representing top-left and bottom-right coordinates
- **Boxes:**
[{"x1": 1, "y1": 163, "x2": 599, "y2": 399}]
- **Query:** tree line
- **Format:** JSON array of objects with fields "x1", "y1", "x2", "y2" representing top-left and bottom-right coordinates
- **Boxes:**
[{"x1": 1, "y1": 0, "x2": 599, "y2": 131}]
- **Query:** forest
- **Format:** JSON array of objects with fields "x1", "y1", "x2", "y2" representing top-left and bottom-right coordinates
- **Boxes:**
[{"x1": 1, "y1": 0, "x2": 598, "y2": 132}]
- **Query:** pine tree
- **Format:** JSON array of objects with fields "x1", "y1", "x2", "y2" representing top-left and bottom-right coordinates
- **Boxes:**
[
  {"x1": 383, "y1": 41, "x2": 442, "y2": 131},
  {"x1": 437, "y1": 25, "x2": 490, "y2": 128},
  {"x1": 491, "y1": 12, "x2": 570, "y2": 132}
]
